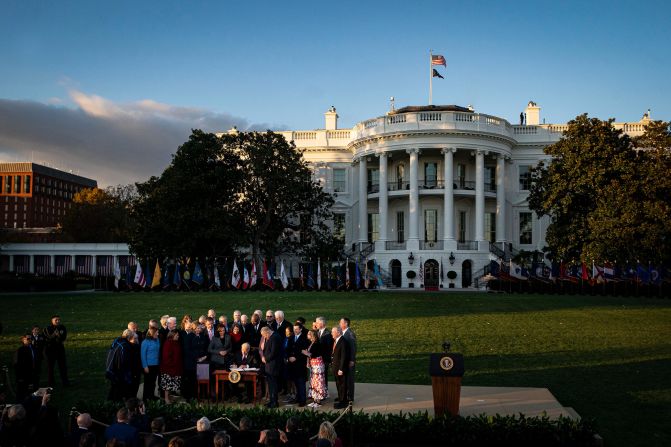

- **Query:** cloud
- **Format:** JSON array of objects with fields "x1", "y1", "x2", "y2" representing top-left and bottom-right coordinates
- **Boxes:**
[{"x1": 0, "y1": 90, "x2": 277, "y2": 186}]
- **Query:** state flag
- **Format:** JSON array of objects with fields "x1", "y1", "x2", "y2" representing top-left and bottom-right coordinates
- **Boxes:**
[
  {"x1": 134, "y1": 263, "x2": 146, "y2": 287},
  {"x1": 231, "y1": 259, "x2": 241, "y2": 288},
  {"x1": 280, "y1": 260, "x2": 289, "y2": 290},
  {"x1": 151, "y1": 259, "x2": 162, "y2": 288}
]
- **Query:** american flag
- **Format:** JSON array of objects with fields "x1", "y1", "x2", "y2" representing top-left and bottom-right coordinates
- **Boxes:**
[
  {"x1": 15, "y1": 255, "x2": 29, "y2": 274},
  {"x1": 55, "y1": 255, "x2": 71, "y2": 276},
  {"x1": 76, "y1": 255, "x2": 93, "y2": 276},
  {"x1": 97, "y1": 255, "x2": 114, "y2": 276},
  {"x1": 35, "y1": 255, "x2": 50, "y2": 276},
  {"x1": 431, "y1": 54, "x2": 446, "y2": 67}
]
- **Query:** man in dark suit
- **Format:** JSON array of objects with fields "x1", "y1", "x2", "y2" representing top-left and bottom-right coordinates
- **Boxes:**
[
  {"x1": 240, "y1": 314, "x2": 253, "y2": 344},
  {"x1": 145, "y1": 417, "x2": 167, "y2": 447},
  {"x1": 286, "y1": 322, "x2": 309, "y2": 407},
  {"x1": 14, "y1": 334, "x2": 35, "y2": 402},
  {"x1": 69, "y1": 413, "x2": 94, "y2": 447},
  {"x1": 232, "y1": 343, "x2": 260, "y2": 403},
  {"x1": 249, "y1": 313, "x2": 263, "y2": 349},
  {"x1": 330, "y1": 326, "x2": 350, "y2": 409},
  {"x1": 261, "y1": 326, "x2": 281, "y2": 408},
  {"x1": 104, "y1": 407, "x2": 139, "y2": 447},
  {"x1": 340, "y1": 317, "x2": 357, "y2": 402},
  {"x1": 315, "y1": 317, "x2": 333, "y2": 380},
  {"x1": 43, "y1": 315, "x2": 70, "y2": 386},
  {"x1": 274, "y1": 310, "x2": 291, "y2": 337}
]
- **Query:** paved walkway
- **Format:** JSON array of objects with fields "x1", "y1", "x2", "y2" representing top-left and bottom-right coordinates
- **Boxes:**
[{"x1": 203, "y1": 382, "x2": 579, "y2": 419}]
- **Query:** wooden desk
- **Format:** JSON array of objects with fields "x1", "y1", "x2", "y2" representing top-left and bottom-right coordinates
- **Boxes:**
[{"x1": 213, "y1": 369, "x2": 260, "y2": 403}]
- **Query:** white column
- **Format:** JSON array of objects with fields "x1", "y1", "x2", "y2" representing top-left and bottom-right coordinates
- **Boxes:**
[
  {"x1": 92, "y1": 254, "x2": 97, "y2": 277},
  {"x1": 70, "y1": 254, "x2": 76, "y2": 272},
  {"x1": 9, "y1": 254, "x2": 14, "y2": 272},
  {"x1": 475, "y1": 150, "x2": 485, "y2": 246},
  {"x1": 50, "y1": 255, "x2": 56, "y2": 275},
  {"x1": 407, "y1": 148, "x2": 420, "y2": 251},
  {"x1": 496, "y1": 155, "x2": 506, "y2": 244},
  {"x1": 29, "y1": 254, "x2": 35, "y2": 274},
  {"x1": 442, "y1": 147, "x2": 456, "y2": 250},
  {"x1": 358, "y1": 157, "x2": 368, "y2": 244},
  {"x1": 377, "y1": 152, "x2": 388, "y2": 251}
]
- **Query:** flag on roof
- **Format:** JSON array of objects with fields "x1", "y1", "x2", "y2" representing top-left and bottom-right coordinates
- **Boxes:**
[{"x1": 431, "y1": 54, "x2": 446, "y2": 67}]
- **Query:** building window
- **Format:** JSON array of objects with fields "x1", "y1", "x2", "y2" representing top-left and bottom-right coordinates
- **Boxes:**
[
  {"x1": 396, "y1": 211, "x2": 405, "y2": 243},
  {"x1": 396, "y1": 164, "x2": 405, "y2": 189},
  {"x1": 333, "y1": 213, "x2": 345, "y2": 241},
  {"x1": 424, "y1": 163, "x2": 438, "y2": 188},
  {"x1": 333, "y1": 169, "x2": 346, "y2": 192},
  {"x1": 424, "y1": 209, "x2": 438, "y2": 242},
  {"x1": 484, "y1": 212, "x2": 496, "y2": 242},
  {"x1": 519, "y1": 165, "x2": 531, "y2": 191},
  {"x1": 519, "y1": 212, "x2": 533, "y2": 244},
  {"x1": 458, "y1": 211, "x2": 466, "y2": 242},
  {"x1": 14, "y1": 176, "x2": 22, "y2": 194},
  {"x1": 24, "y1": 175, "x2": 31, "y2": 194},
  {"x1": 457, "y1": 164, "x2": 466, "y2": 188},
  {"x1": 367, "y1": 169, "x2": 379, "y2": 193},
  {"x1": 485, "y1": 166, "x2": 496, "y2": 191},
  {"x1": 367, "y1": 213, "x2": 379, "y2": 243}
]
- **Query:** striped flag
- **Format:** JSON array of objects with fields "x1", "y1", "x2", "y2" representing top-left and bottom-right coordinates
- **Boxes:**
[
  {"x1": 134, "y1": 263, "x2": 146, "y2": 287},
  {"x1": 431, "y1": 54, "x2": 446, "y2": 66}
]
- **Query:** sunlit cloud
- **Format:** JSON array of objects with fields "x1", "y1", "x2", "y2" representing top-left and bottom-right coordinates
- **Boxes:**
[{"x1": 0, "y1": 90, "x2": 280, "y2": 186}]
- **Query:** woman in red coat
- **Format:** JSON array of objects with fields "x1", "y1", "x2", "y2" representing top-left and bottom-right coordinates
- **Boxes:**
[{"x1": 160, "y1": 330, "x2": 183, "y2": 404}]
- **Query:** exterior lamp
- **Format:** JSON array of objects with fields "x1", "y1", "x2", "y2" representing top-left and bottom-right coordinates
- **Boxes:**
[
  {"x1": 408, "y1": 252, "x2": 415, "y2": 265},
  {"x1": 449, "y1": 252, "x2": 456, "y2": 265}
]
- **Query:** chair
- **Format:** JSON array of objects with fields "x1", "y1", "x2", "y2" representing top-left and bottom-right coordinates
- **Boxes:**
[{"x1": 196, "y1": 363, "x2": 210, "y2": 400}]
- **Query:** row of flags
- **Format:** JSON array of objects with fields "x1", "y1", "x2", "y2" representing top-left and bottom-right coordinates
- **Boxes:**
[
  {"x1": 115, "y1": 257, "x2": 386, "y2": 291},
  {"x1": 490, "y1": 259, "x2": 668, "y2": 286}
]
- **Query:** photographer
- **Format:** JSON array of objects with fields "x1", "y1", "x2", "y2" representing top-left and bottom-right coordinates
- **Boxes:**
[
  {"x1": 13, "y1": 334, "x2": 36, "y2": 402},
  {"x1": 43, "y1": 315, "x2": 70, "y2": 387}
]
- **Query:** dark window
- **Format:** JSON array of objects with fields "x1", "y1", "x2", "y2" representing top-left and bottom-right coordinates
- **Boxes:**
[
  {"x1": 424, "y1": 163, "x2": 437, "y2": 187},
  {"x1": 396, "y1": 211, "x2": 404, "y2": 243},
  {"x1": 520, "y1": 212, "x2": 532, "y2": 244},
  {"x1": 519, "y1": 165, "x2": 531, "y2": 191}
]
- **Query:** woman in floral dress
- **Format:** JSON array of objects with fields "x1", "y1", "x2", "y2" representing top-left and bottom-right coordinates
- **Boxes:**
[{"x1": 302, "y1": 329, "x2": 327, "y2": 407}]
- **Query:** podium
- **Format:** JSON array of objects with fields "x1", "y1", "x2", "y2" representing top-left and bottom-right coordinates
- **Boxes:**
[{"x1": 429, "y1": 353, "x2": 464, "y2": 416}]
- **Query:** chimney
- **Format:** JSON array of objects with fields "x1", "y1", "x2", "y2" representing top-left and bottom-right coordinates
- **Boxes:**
[
  {"x1": 525, "y1": 101, "x2": 541, "y2": 125},
  {"x1": 324, "y1": 106, "x2": 338, "y2": 130}
]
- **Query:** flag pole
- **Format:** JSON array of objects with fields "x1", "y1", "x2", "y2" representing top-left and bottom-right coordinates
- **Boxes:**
[{"x1": 429, "y1": 50, "x2": 433, "y2": 105}]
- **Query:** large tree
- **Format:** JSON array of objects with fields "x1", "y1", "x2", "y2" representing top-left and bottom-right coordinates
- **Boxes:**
[
  {"x1": 222, "y1": 131, "x2": 335, "y2": 259},
  {"x1": 61, "y1": 185, "x2": 135, "y2": 242},
  {"x1": 130, "y1": 130, "x2": 244, "y2": 259},
  {"x1": 130, "y1": 130, "x2": 336, "y2": 260},
  {"x1": 529, "y1": 115, "x2": 671, "y2": 264}
]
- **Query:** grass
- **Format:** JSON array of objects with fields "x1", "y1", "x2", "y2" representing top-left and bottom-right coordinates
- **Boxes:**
[{"x1": 0, "y1": 291, "x2": 669, "y2": 447}]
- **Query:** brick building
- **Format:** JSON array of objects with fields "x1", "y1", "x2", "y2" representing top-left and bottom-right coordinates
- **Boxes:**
[{"x1": 0, "y1": 162, "x2": 97, "y2": 230}]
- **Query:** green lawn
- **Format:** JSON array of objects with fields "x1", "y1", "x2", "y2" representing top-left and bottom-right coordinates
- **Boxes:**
[{"x1": 0, "y1": 291, "x2": 669, "y2": 447}]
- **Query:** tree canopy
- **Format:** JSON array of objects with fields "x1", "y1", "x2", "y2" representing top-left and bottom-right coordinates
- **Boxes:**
[
  {"x1": 61, "y1": 185, "x2": 135, "y2": 243},
  {"x1": 529, "y1": 115, "x2": 671, "y2": 264},
  {"x1": 129, "y1": 130, "x2": 336, "y2": 260}
]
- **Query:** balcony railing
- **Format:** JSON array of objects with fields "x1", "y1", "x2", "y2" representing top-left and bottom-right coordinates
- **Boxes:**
[
  {"x1": 385, "y1": 241, "x2": 406, "y2": 250},
  {"x1": 419, "y1": 240, "x2": 443, "y2": 250},
  {"x1": 388, "y1": 181, "x2": 409, "y2": 191},
  {"x1": 457, "y1": 240, "x2": 478, "y2": 250},
  {"x1": 369, "y1": 180, "x2": 496, "y2": 194}
]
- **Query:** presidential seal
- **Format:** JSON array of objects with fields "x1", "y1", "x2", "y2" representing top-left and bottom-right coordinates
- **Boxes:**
[
  {"x1": 228, "y1": 369, "x2": 241, "y2": 383},
  {"x1": 439, "y1": 356, "x2": 454, "y2": 371}
]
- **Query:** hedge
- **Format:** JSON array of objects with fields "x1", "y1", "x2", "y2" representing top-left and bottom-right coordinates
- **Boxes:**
[{"x1": 76, "y1": 400, "x2": 600, "y2": 446}]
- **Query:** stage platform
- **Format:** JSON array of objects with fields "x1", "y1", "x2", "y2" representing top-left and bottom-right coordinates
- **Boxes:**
[{"x1": 250, "y1": 382, "x2": 579, "y2": 419}]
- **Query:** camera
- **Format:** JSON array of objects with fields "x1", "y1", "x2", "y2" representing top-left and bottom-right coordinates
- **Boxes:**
[{"x1": 33, "y1": 387, "x2": 53, "y2": 397}]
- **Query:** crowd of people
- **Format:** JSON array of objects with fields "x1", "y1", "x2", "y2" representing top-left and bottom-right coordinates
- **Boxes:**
[
  {"x1": 105, "y1": 309, "x2": 357, "y2": 411},
  {"x1": 2, "y1": 307, "x2": 355, "y2": 446}
]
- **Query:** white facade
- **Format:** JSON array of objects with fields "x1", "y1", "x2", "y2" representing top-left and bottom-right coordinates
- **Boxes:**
[{"x1": 279, "y1": 103, "x2": 651, "y2": 289}]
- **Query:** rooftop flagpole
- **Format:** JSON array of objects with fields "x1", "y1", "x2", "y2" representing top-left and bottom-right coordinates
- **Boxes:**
[{"x1": 429, "y1": 50, "x2": 433, "y2": 105}]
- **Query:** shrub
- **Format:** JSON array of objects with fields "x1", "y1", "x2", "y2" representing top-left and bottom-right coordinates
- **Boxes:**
[{"x1": 75, "y1": 400, "x2": 599, "y2": 446}]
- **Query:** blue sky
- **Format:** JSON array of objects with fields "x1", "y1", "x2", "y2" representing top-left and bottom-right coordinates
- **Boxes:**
[{"x1": 1, "y1": 0, "x2": 669, "y2": 184}]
